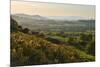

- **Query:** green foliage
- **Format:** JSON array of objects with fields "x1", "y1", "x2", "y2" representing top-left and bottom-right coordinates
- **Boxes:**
[
  {"x1": 18, "y1": 25, "x2": 23, "y2": 32},
  {"x1": 80, "y1": 33, "x2": 93, "y2": 41},
  {"x1": 85, "y1": 39, "x2": 95, "y2": 56},
  {"x1": 22, "y1": 28, "x2": 30, "y2": 33},
  {"x1": 67, "y1": 37, "x2": 74, "y2": 45},
  {"x1": 46, "y1": 36, "x2": 67, "y2": 44},
  {"x1": 11, "y1": 16, "x2": 95, "y2": 66},
  {"x1": 11, "y1": 18, "x2": 19, "y2": 32},
  {"x1": 11, "y1": 32, "x2": 95, "y2": 66}
]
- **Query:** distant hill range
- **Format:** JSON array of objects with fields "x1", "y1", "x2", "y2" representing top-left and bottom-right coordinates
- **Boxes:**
[
  {"x1": 11, "y1": 14, "x2": 95, "y2": 32},
  {"x1": 46, "y1": 16, "x2": 93, "y2": 21}
]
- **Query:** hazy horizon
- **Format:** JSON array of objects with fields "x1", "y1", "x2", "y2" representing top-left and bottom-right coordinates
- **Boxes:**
[{"x1": 11, "y1": 1, "x2": 95, "y2": 19}]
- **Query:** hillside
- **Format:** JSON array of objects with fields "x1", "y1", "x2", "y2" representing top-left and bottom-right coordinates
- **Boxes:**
[
  {"x1": 11, "y1": 17, "x2": 95, "y2": 66},
  {"x1": 12, "y1": 14, "x2": 95, "y2": 32},
  {"x1": 11, "y1": 31, "x2": 94, "y2": 66}
]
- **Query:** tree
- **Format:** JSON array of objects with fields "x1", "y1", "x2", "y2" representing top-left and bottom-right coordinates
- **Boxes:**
[
  {"x1": 87, "y1": 33, "x2": 93, "y2": 41},
  {"x1": 80, "y1": 33, "x2": 93, "y2": 42},
  {"x1": 85, "y1": 39, "x2": 95, "y2": 56},
  {"x1": 80, "y1": 33, "x2": 87, "y2": 41},
  {"x1": 67, "y1": 37, "x2": 74, "y2": 45},
  {"x1": 11, "y1": 18, "x2": 19, "y2": 32},
  {"x1": 22, "y1": 28, "x2": 30, "y2": 33},
  {"x1": 18, "y1": 25, "x2": 23, "y2": 31}
]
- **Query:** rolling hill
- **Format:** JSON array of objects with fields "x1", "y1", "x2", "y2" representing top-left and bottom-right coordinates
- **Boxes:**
[
  {"x1": 11, "y1": 18, "x2": 95, "y2": 66},
  {"x1": 11, "y1": 14, "x2": 95, "y2": 32}
]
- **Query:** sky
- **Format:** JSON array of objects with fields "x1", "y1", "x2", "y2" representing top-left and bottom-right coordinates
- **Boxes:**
[{"x1": 11, "y1": 1, "x2": 95, "y2": 19}]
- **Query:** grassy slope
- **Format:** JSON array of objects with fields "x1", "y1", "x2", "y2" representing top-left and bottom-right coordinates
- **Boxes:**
[{"x1": 11, "y1": 31, "x2": 95, "y2": 66}]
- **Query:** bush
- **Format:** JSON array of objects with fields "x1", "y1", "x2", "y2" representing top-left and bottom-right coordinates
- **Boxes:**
[
  {"x1": 11, "y1": 18, "x2": 19, "y2": 32},
  {"x1": 11, "y1": 32, "x2": 95, "y2": 66},
  {"x1": 22, "y1": 28, "x2": 30, "y2": 33},
  {"x1": 85, "y1": 39, "x2": 95, "y2": 56}
]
